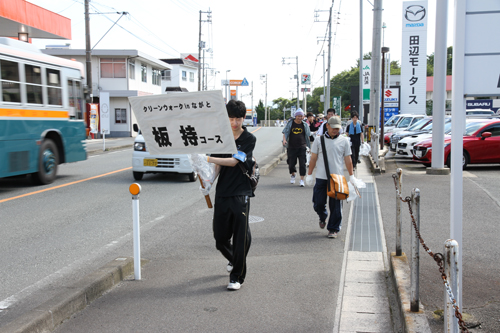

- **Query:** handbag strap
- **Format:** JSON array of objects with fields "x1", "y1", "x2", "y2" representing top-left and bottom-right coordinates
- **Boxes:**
[{"x1": 320, "y1": 136, "x2": 333, "y2": 191}]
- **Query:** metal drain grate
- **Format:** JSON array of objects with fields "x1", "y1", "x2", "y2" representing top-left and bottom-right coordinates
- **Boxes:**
[
  {"x1": 349, "y1": 183, "x2": 383, "y2": 252},
  {"x1": 249, "y1": 215, "x2": 264, "y2": 223}
]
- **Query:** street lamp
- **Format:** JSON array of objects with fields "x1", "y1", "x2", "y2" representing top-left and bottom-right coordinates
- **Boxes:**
[
  {"x1": 214, "y1": 71, "x2": 220, "y2": 90},
  {"x1": 382, "y1": 22, "x2": 387, "y2": 47},
  {"x1": 225, "y1": 70, "x2": 231, "y2": 102}
]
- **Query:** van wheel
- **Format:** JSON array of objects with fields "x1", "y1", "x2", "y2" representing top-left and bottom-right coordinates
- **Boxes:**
[
  {"x1": 32, "y1": 139, "x2": 58, "y2": 185},
  {"x1": 188, "y1": 172, "x2": 197, "y2": 182},
  {"x1": 133, "y1": 172, "x2": 144, "y2": 180}
]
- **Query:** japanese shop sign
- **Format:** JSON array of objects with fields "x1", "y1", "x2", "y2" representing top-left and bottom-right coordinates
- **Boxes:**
[
  {"x1": 301, "y1": 73, "x2": 311, "y2": 85},
  {"x1": 401, "y1": 0, "x2": 428, "y2": 115},
  {"x1": 362, "y1": 60, "x2": 371, "y2": 104},
  {"x1": 129, "y1": 90, "x2": 237, "y2": 155}
]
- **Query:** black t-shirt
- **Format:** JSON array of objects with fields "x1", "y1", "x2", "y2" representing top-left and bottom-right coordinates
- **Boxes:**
[
  {"x1": 288, "y1": 121, "x2": 306, "y2": 148},
  {"x1": 213, "y1": 127, "x2": 256, "y2": 197},
  {"x1": 347, "y1": 122, "x2": 363, "y2": 146}
]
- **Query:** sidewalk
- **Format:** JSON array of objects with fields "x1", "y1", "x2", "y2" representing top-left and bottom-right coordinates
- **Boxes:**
[
  {"x1": 1, "y1": 151, "x2": 429, "y2": 333},
  {"x1": 85, "y1": 136, "x2": 135, "y2": 154}
]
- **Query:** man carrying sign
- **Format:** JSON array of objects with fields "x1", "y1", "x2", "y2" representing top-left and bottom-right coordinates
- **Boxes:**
[{"x1": 202, "y1": 100, "x2": 256, "y2": 291}]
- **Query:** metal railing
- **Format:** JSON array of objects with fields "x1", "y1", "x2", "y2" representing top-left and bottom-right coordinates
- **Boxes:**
[{"x1": 392, "y1": 169, "x2": 468, "y2": 332}]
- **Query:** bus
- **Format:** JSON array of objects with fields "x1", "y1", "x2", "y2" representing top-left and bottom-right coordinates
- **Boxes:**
[{"x1": 0, "y1": 38, "x2": 88, "y2": 185}]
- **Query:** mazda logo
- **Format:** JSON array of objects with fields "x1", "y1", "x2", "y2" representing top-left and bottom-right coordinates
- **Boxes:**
[{"x1": 405, "y1": 5, "x2": 426, "y2": 22}]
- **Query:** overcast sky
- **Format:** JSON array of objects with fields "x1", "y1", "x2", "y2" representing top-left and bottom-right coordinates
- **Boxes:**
[{"x1": 28, "y1": 0, "x2": 455, "y2": 108}]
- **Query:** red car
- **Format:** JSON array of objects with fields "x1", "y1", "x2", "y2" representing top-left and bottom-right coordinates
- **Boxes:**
[{"x1": 412, "y1": 119, "x2": 500, "y2": 168}]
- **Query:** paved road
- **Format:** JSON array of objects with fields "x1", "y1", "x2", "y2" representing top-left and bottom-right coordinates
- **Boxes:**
[
  {"x1": 0, "y1": 127, "x2": 287, "y2": 329},
  {"x1": 380, "y1": 151, "x2": 500, "y2": 332}
]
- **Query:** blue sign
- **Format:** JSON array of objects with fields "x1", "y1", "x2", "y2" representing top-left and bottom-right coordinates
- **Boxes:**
[
  {"x1": 466, "y1": 99, "x2": 492, "y2": 109},
  {"x1": 241, "y1": 78, "x2": 249, "y2": 86},
  {"x1": 381, "y1": 108, "x2": 399, "y2": 120}
]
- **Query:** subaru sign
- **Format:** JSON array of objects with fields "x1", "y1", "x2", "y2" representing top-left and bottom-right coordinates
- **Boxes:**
[{"x1": 466, "y1": 99, "x2": 492, "y2": 109}]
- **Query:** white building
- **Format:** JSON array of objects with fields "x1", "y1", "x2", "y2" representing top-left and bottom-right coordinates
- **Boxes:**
[
  {"x1": 160, "y1": 54, "x2": 199, "y2": 93},
  {"x1": 42, "y1": 48, "x2": 171, "y2": 137}
]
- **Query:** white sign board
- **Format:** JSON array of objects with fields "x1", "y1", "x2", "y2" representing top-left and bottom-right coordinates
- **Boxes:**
[
  {"x1": 99, "y1": 92, "x2": 110, "y2": 135},
  {"x1": 401, "y1": 0, "x2": 428, "y2": 115},
  {"x1": 129, "y1": 90, "x2": 237, "y2": 155},
  {"x1": 464, "y1": 1, "x2": 500, "y2": 96},
  {"x1": 383, "y1": 88, "x2": 399, "y2": 103},
  {"x1": 362, "y1": 59, "x2": 371, "y2": 104}
]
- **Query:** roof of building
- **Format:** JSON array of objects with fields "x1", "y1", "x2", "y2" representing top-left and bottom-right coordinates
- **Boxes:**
[
  {"x1": 426, "y1": 75, "x2": 452, "y2": 92},
  {"x1": 42, "y1": 48, "x2": 171, "y2": 70}
]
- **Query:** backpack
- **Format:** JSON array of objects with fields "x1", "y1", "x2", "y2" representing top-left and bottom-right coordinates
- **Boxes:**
[{"x1": 239, "y1": 156, "x2": 259, "y2": 195}]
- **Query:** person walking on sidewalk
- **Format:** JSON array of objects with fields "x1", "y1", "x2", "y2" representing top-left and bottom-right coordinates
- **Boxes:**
[
  {"x1": 202, "y1": 100, "x2": 256, "y2": 291},
  {"x1": 345, "y1": 111, "x2": 364, "y2": 171},
  {"x1": 282, "y1": 108, "x2": 311, "y2": 187},
  {"x1": 305, "y1": 116, "x2": 354, "y2": 238}
]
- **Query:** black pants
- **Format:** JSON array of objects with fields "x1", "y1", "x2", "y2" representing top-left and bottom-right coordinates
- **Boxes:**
[
  {"x1": 287, "y1": 146, "x2": 307, "y2": 176},
  {"x1": 213, "y1": 195, "x2": 251, "y2": 284},
  {"x1": 352, "y1": 144, "x2": 360, "y2": 170}
]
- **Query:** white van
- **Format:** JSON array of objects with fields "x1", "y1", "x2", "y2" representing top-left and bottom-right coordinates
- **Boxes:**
[
  {"x1": 243, "y1": 112, "x2": 253, "y2": 127},
  {"x1": 131, "y1": 124, "x2": 197, "y2": 182}
]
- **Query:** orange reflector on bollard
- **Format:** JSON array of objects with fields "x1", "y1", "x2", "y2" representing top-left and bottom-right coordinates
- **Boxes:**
[{"x1": 129, "y1": 183, "x2": 141, "y2": 195}]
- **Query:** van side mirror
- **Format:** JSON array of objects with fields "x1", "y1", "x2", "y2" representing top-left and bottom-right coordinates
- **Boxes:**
[{"x1": 133, "y1": 124, "x2": 139, "y2": 133}]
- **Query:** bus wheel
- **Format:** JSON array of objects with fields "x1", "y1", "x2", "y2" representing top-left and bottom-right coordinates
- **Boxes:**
[{"x1": 32, "y1": 139, "x2": 59, "y2": 185}]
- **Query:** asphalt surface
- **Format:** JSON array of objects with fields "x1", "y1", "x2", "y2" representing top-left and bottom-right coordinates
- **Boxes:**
[{"x1": 379, "y1": 152, "x2": 500, "y2": 332}]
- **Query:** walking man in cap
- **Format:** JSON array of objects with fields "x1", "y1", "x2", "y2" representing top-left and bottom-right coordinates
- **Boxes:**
[
  {"x1": 306, "y1": 116, "x2": 354, "y2": 238},
  {"x1": 282, "y1": 108, "x2": 311, "y2": 187}
]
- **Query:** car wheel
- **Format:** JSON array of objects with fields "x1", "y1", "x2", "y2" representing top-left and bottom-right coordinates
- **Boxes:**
[
  {"x1": 32, "y1": 139, "x2": 59, "y2": 185},
  {"x1": 446, "y1": 151, "x2": 469, "y2": 169},
  {"x1": 188, "y1": 172, "x2": 197, "y2": 182},
  {"x1": 133, "y1": 171, "x2": 144, "y2": 180},
  {"x1": 423, "y1": 163, "x2": 431, "y2": 168}
]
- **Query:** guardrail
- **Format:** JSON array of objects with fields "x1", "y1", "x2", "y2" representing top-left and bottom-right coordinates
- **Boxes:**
[{"x1": 392, "y1": 168, "x2": 468, "y2": 333}]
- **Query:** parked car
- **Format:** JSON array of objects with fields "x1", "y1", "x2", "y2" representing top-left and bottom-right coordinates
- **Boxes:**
[
  {"x1": 384, "y1": 114, "x2": 427, "y2": 144},
  {"x1": 132, "y1": 124, "x2": 197, "y2": 181},
  {"x1": 396, "y1": 121, "x2": 453, "y2": 157},
  {"x1": 384, "y1": 113, "x2": 413, "y2": 133},
  {"x1": 389, "y1": 117, "x2": 434, "y2": 151},
  {"x1": 465, "y1": 109, "x2": 495, "y2": 117},
  {"x1": 412, "y1": 119, "x2": 500, "y2": 168}
]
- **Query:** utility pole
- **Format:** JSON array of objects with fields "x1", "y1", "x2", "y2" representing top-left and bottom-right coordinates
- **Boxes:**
[
  {"x1": 359, "y1": 0, "x2": 363, "y2": 123},
  {"x1": 369, "y1": 0, "x2": 383, "y2": 163},
  {"x1": 198, "y1": 9, "x2": 212, "y2": 91},
  {"x1": 260, "y1": 74, "x2": 268, "y2": 126},
  {"x1": 315, "y1": 1, "x2": 334, "y2": 111},
  {"x1": 85, "y1": 0, "x2": 92, "y2": 102},
  {"x1": 282, "y1": 57, "x2": 299, "y2": 109}
]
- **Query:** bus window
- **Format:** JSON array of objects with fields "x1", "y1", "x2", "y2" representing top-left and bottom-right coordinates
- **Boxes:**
[
  {"x1": 25, "y1": 64, "x2": 43, "y2": 104},
  {"x1": 1, "y1": 59, "x2": 21, "y2": 103},
  {"x1": 46, "y1": 68, "x2": 62, "y2": 106},
  {"x1": 74, "y1": 81, "x2": 83, "y2": 119}
]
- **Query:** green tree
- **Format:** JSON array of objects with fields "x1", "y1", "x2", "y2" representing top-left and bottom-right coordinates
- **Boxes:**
[
  {"x1": 255, "y1": 100, "x2": 265, "y2": 122},
  {"x1": 427, "y1": 46, "x2": 453, "y2": 76}
]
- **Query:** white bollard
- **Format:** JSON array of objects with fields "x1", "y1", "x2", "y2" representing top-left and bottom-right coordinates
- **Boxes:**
[
  {"x1": 444, "y1": 239, "x2": 460, "y2": 332},
  {"x1": 129, "y1": 183, "x2": 142, "y2": 280},
  {"x1": 102, "y1": 130, "x2": 106, "y2": 151}
]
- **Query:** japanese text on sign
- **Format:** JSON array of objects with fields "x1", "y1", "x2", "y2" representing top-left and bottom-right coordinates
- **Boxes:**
[{"x1": 129, "y1": 90, "x2": 237, "y2": 155}]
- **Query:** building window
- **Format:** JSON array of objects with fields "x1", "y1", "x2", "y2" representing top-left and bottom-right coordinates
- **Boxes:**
[
  {"x1": 100, "y1": 58, "x2": 126, "y2": 78},
  {"x1": 189, "y1": 72, "x2": 194, "y2": 82},
  {"x1": 182, "y1": 70, "x2": 187, "y2": 81},
  {"x1": 115, "y1": 108, "x2": 127, "y2": 124},
  {"x1": 141, "y1": 63, "x2": 147, "y2": 82},
  {"x1": 152, "y1": 68, "x2": 161, "y2": 86},
  {"x1": 162, "y1": 69, "x2": 171, "y2": 81},
  {"x1": 128, "y1": 60, "x2": 135, "y2": 80}
]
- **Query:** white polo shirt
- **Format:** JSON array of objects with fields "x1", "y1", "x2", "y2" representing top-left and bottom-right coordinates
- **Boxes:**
[{"x1": 311, "y1": 135, "x2": 351, "y2": 180}]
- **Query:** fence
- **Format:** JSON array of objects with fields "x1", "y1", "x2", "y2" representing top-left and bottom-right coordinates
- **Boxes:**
[{"x1": 392, "y1": 168, "x2": 468, "y2": 333}]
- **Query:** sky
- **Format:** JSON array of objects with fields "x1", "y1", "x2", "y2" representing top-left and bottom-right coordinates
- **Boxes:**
[{"x1": 28, "y1": 0, "x2": 455, "y2": 108}]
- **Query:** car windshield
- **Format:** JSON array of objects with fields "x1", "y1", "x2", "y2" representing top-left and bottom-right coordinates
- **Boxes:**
[
  {"x1": 397, "y1": 117, "x2": 413, "y2": 128},
  {"x1": 429, "y1": 121, "x2": 453, "y2": 134},
  {"x1": 385, "y1": 115, "x2": 399, "y2": 126},
  {"x1": 466, "y1": 110, "x2": 494, "y2": 115},
  {"x1": 407, "y1": 118, "x2": 429, "y2": 131}
]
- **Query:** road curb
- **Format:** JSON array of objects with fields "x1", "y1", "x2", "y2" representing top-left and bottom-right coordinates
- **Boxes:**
[
  {"x1": 0, "y1": 257, "x2": 148, "y2": 333},
  {"x1": 390, "y1": 253, "x2": 431, "y2": 333},
  {"x1": 87, "y1": 144, "x2": 133, "y2": 155},
  {"x1": 260, "y1": 152, "x2": 287, "y2": 176}
]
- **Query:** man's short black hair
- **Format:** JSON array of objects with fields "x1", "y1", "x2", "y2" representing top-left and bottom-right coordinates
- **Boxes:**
[
  {"x1": 351, "y1": 111, "x2": 359, "y2": 118},
  {"x1": 306, "y1": 112, "x2": 314, "y2": 118},
  {"x1": 226, "y1": 100, "x2": 246, "y2": 118},
  {"x1": 327, "y1": 108, "x2": 336, "y2": 115}
]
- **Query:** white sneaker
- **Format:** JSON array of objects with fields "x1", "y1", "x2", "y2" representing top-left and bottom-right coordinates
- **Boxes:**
[
  {"x1": 300, "y1": 180, "x2": 305, "y2": 187},
  {"x1": 226, "y1": 262, "x2": 233, "y2": 273},
  {"x1": 227, "y1": 281, "x2": 241, "y2": 290},
  {"x1": 290, "y1": 175, "x2": 296, "y2": 184}
]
